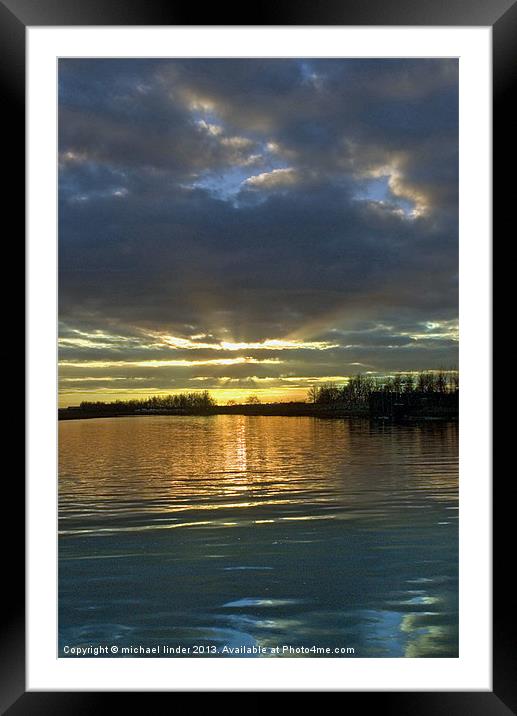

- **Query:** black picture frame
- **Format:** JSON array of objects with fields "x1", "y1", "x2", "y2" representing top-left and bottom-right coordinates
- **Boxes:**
[{"x1": 7, "y1": 0, "x2": 503, "y2": 709}]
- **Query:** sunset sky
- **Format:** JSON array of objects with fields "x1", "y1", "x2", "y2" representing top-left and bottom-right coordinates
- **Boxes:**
[{"x1": 58, "y1": 59, "x2": 458, "y2": 406}]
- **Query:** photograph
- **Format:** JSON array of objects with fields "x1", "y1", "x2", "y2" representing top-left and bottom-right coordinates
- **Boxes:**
[{"x1": 57, "y1": 57, "x2": 460, "y2": 659}]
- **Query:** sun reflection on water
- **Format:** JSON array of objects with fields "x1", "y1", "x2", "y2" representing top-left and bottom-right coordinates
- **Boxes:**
[{"x1": 59, "y1": 415, "x2": 458, "y2": 657}]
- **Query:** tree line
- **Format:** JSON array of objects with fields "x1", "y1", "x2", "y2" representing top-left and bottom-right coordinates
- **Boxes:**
[
  {"x1": 72, "y1": 371, "x2": 458, "y2": 413},
  {"x1": 79, "y1": 390, "x2": 215, "y2": 412},
  {"x1": 307, "y1": 370, "x2": 459, "y2": 406}
]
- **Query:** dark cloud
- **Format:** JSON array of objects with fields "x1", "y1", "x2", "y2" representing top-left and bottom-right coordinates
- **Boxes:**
[{"x1": 58, "y1": 59, "x2": 458, "y2": 403}]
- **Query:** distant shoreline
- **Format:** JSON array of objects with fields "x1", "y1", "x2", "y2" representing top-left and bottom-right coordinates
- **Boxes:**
[
  {"x1": 58, "y1": 403, "x2": 362, "y2": 420},
  {"x1": 58, "y1": 401, "x2": 458, "y2": 422}
]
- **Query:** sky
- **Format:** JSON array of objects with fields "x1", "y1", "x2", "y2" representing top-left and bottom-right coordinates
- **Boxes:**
[{"x1": 58, "y1": 58, "x2": 458, "y2": 406}]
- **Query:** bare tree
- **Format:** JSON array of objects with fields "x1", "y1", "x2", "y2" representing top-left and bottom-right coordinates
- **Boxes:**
[
  {"x1": 402, "y1": 374, "x2": 415, "y2": 393},
  {"x1": 317, "y1": 382, "x2": 341, "y2": 404},
  {"x1": 436, "y1": 369, "x2": 448, "y2": 393},
  {"x1": 417, "y1": 371, "x2": 436, "y2": 393},
  {"x1": 307, "y1": 385, "x2": 320, "y2": 403},
  {"x1": 392, "y1": 374, "x2": 403, "y2": 393}
]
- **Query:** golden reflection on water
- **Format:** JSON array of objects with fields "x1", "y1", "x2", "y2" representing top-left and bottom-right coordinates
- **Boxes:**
[
  {"x1": 60, "y1": 415, "x2": 457, "y2": 535},
  {"x1": 59, "y1": 415, "x2": 458, "y2": 658},
  {"x1": 60, "y1": 416, "x2": 354, "y2": 522}
]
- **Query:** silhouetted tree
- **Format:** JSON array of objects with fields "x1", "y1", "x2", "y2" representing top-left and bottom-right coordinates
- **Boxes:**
[
  {"x1": 317, "y1": 382, "x2": 341, "y2": 404},
  {"x1": 435, "y1": 369, "x2": 448, "y2": 393},
  {"x1": 392, "y1": 374, "x2": 403, "y2": 393},
  {"x1": 417, "y1": 371, "x2": 436, "y2": 393},
  {"x1": 307, "y1": 385, "x2": 320, "y2": 404},
  {"x1": 343, "y1": 375, "x2": 376, "y2": 405},
  {"x1": 402, "y1": 374, "x2": 415, "y2": 393},
  {"x1": 305, "y1": 370, "x2": 459, "y2": 406},
  {"x1": 79, "y1": 390, "x2": 215, "y2": 413}
]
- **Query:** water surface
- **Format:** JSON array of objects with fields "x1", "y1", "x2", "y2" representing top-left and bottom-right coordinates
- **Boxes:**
[{"x1": 59, "y1": 415, "x2": 458, "y2": 657}]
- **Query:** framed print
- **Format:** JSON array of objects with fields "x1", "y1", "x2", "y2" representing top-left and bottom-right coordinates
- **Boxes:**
[{"x1": 6, "y1": 0, "x2": 505, "y2": 709}]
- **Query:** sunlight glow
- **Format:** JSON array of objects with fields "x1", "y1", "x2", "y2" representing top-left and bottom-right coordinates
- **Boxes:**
[{"x1": 60, "y1": 356, "x2": 284, "y2": 369}]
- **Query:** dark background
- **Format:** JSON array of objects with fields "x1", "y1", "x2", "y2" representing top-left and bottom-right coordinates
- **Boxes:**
[{"x1": 4, "y1": 0, "x2": 505, "y2": 710}]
